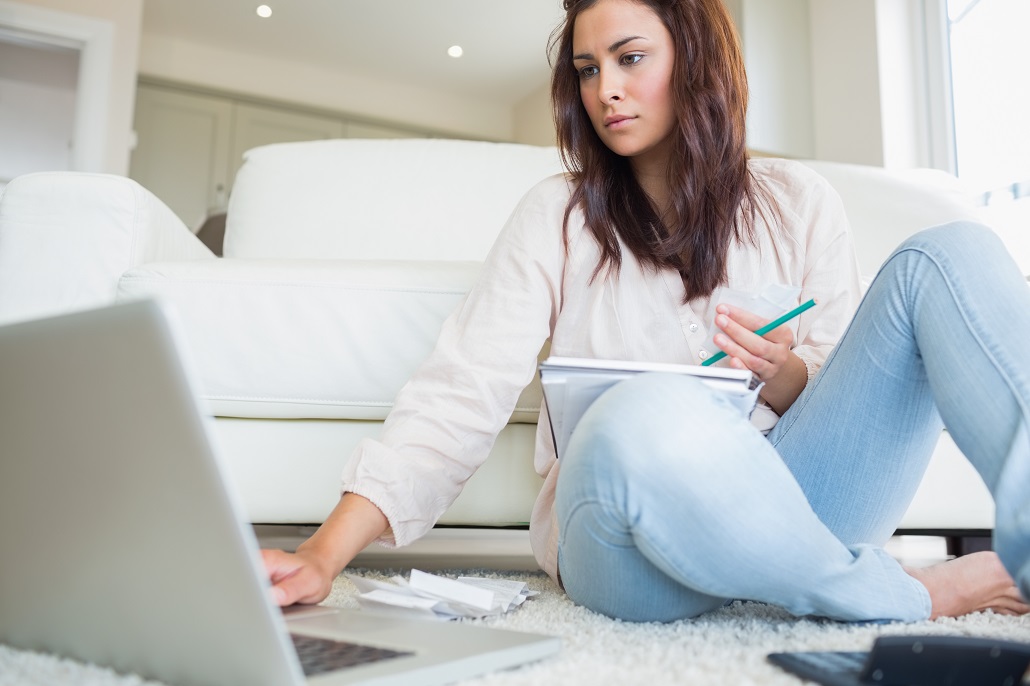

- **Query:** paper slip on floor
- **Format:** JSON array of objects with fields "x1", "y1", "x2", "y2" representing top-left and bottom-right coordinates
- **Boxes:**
[{"x1": 346, "y1": 569, "x2": 539, "y2": 620}]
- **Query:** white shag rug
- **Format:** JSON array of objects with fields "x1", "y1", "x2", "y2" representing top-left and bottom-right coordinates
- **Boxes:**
[{"x1": 2, "y1": 568, "x2": 1029, "y2": 686}]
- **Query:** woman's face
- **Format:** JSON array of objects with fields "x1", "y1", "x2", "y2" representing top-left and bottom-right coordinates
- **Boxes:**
[{"x1": 572, "y1": 0, "x2": 677, "y2": 172}]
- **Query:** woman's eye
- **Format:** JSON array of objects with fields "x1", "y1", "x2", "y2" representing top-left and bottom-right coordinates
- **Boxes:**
[
  {"x1": 620, "y1": 53, "x2": 643, "y2": 66},
  {"x1": 578, "y1": 65, "x2": 599, "y2": 79}
]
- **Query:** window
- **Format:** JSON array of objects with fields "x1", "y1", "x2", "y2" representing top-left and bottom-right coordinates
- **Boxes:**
[{"x1": 944, "y1": 0, "x2": 1030, "y2": 204}]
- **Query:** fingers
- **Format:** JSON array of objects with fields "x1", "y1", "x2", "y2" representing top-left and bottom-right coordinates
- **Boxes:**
[
  {"x1": 261, "y1": 548, "x2": 302, "y2": 582},
  {"x1": 261, "y1": 548, "x2": 302, "y2": 606},
  {"x1": 715, "y1": 305, "x2": 795, "y2": 346},
  {"x1": 713, "y1": 307, "x2": 792, "y2": 378},
  {"x1": 715, "y1": 304, "x2": 766, "y2": 331},
  {"x1": 712, "y1": 329, "x2": 763, "y2": 375},
  {"x1": 272, "y1": 568, "x2": 324, "y2": 606},
  {"x1": 260, "y1": 548, "x2": 330, "y2": 607}
]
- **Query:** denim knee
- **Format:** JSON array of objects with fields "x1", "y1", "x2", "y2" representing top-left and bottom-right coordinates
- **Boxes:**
[
  {"x1": 894, "y1": 220, "x2": 1003, "y2": 263},
  {"x1": 562, "y1": 372, "x2": 755, "y2": 489}
]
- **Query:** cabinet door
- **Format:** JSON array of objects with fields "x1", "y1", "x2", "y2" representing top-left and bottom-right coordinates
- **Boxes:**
[
  {"x1": 230, "y1": 103, "x2": 345, "y2": 182},
  {"x1": 129, "y1": 85, "x2": 232, "y2": 230}
]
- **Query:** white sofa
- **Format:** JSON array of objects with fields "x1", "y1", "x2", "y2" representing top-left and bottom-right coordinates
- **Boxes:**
[{"x1": 0, "y1": 139, "x2": 996, "y2": 565}]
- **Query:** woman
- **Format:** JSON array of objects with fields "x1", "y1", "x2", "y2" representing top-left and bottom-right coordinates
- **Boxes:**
[{"x1": 263, "y1": 0, "x2": 1029, "y2": 622}]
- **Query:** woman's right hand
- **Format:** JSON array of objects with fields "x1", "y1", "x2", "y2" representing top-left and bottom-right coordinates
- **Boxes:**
[
  {"x1": 261, "y1": 547, "x2": 338, "y2": 606},
  {"x1": 260, "y1": 492, "x2": 390, "y2": 606}
]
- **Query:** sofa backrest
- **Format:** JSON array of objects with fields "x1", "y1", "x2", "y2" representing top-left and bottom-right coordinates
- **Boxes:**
[
  {"x1": 224, "y1": 138, "x2": 564, "y2": 261},
  {"x1": 799, "y1": 160, "x2": 978, "y2": 280},
  {"x1": 223, "y1": 138, "x2": 978, "y2": 276}
]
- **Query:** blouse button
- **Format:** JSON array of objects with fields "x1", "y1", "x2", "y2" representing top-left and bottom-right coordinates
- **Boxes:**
[
  {"x1": 698, "y1": 349, "x2": 709, "y2": 360},
  {"x1": 689, "y1": 323, "x2": 699, "y2": 333}
]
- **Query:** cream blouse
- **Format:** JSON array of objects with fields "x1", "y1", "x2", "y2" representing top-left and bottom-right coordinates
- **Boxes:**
[{"x1": 341, "y1": 158, "x2": 863, "y2": 583}]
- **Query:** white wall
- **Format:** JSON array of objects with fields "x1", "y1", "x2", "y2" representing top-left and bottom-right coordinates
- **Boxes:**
[
  {"x1": 138, "y1": 34, "x2": 514, "y2": 142},
  {"x1": 0, "y1": 41, "x2": 78, "y2": 182},
  {"x1": 513, "y1": 82, "x2": 554, "y2": 146},
  {"x1": 806, "y1": 0, "x2": 942, "y2": 170},
  {"x1": 739, "y1": 0, "x2": 814, "y2": 158},
  {"x1": 808, "y1": 1, "x2": 884, "y2": 166},
  {"x1": 723, "y1": 0, "x2": 743, "y2": 27},
  {"x1": 2, "y1": 0, "x2": 142, "y2": 175}
]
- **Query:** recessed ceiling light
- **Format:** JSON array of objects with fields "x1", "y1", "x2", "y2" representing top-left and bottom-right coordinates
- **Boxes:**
[
  {"x1": 447, "y1": 45, "x2": 463, "y2": 58},
  {"x1": 256, "y1": 5, "x2": 272, "y2": 18}
]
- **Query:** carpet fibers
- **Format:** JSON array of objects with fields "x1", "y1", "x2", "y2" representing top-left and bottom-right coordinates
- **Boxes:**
[{"x1": 2, "y1": 568, "x2": 1029, "y2": 685}]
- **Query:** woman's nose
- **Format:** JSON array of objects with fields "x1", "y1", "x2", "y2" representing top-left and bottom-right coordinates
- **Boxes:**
[{"x1": 598, "y1": 69, "x2": 623, "y2": 103}]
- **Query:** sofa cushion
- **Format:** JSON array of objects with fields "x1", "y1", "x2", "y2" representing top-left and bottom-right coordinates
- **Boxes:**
[
  {"x1": 117, "y1": 258, "x2": 544, "y2": 421},
  {"x1": 799, "y1": 161, "x2": 978, "y2": 279},
  {"x1": 224, "y1": 138, "x2": 564, "y2": 262}
]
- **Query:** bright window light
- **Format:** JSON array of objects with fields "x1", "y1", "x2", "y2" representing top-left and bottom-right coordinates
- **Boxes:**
[{"x1": 947, "y1": 0, "x2": 1029, "y2": 200}]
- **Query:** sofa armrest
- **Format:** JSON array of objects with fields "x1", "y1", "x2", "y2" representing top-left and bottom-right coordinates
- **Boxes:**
[{"x1": 0, "y1": 172, "x2": 214, "y2": 325}]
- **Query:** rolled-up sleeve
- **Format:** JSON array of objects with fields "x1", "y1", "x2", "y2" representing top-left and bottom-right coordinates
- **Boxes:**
[{"x1": 341, "y1": 175, "x2": 570, "y2": 547}]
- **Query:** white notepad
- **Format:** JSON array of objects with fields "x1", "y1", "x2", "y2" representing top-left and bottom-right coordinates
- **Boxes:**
[{"x1": 538, "y1": 356, "x2": 763, "y2": 459}]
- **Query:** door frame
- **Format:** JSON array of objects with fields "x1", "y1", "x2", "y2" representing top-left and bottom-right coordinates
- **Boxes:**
[{"x1": 0, "y1": 0, "x2": 114, "y2": 173}]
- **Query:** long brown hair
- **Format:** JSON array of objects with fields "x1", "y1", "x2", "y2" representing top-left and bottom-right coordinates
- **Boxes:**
[{"x1": 549, "y1": 0, "x2": 760, "y2": 301}]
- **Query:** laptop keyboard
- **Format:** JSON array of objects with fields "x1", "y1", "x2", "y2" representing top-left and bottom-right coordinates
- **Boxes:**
[{"x1": 290, "y1": 633, "x2": 413, "y2": 677}]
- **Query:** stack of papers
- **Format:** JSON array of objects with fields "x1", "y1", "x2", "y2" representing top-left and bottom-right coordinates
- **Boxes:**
[{"x1": 347, "y1": 570, "x2": 539, "y2": 620}]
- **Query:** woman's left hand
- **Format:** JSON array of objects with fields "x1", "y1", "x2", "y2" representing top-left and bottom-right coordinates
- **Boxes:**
[
  {"x1": 712, "y1": 304, "x2": 794, "y2": 381},
  {"x1": 711, "y1": 304, "x2": 808, "y2": 414}
]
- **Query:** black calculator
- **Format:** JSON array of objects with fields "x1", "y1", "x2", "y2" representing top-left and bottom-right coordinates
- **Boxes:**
[{"x1": 767, "y1": 634, "x2": 1030, "y2": 686}]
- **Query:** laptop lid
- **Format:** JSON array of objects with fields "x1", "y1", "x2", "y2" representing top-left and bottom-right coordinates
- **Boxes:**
[
  {"x1": 0, "y1": 300, "x2": 561, "y2": 686},
  {"x1": 0, "y1": 301, "x2": 306, "y2": 685}
]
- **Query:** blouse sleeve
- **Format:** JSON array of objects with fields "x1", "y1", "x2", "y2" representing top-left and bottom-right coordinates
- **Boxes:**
[
  {"x1": 340, "y1": 175, "x2": 571, "y2": 547},
  {"x1": 785, "y1": 164, "x2": 863, "y2": 382}
]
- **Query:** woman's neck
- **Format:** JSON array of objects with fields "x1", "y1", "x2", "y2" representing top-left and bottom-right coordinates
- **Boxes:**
[{"x1": 631, "y1": 156, "x2": 673, "y2": 224}]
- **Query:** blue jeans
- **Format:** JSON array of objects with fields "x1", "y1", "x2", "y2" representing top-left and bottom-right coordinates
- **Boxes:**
[{"x1": 555, "y1": 221, "x2": 1030, "y2": 622}]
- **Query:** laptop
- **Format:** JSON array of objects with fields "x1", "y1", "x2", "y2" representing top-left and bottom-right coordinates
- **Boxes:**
[{"x1": 0, "y1": 300, "x2": 560, "y2": 686}]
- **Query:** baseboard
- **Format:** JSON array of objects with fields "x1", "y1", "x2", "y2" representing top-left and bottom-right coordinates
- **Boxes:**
[
  {"x1": 895, "y1": 528, "x2": 993, "y2": 557},
  {"x1": 253, "y1": 524, "x2": 541, "y2": 571}
]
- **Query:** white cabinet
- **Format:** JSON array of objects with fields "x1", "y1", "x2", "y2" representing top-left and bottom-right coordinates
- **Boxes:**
[
  {"x1": 129, "y1": 86, "x2": 232, "y2": 230},
  {"x1": 129, "y1": 81, "x2": 435, "y2": 230}
]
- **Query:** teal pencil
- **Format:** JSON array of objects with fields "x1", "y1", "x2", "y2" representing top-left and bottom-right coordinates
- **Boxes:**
[{"x1": 700, "y1": 298, "x2": 817, "y2": 367}]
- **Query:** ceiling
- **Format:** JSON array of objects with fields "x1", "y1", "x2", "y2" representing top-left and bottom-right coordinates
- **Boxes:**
[{"x1": 140, "y1": 0, "x2": 568, "y2": 106}]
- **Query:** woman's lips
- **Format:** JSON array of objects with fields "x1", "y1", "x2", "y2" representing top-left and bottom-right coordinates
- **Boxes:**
[{"x1": 604, "y1": 114, "x2": 634, "y2": 128}]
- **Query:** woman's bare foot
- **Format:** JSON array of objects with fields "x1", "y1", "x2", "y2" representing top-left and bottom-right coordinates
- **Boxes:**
[{"x1": 906, "y1": 551, "x2": 1030, "y2": 619}]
